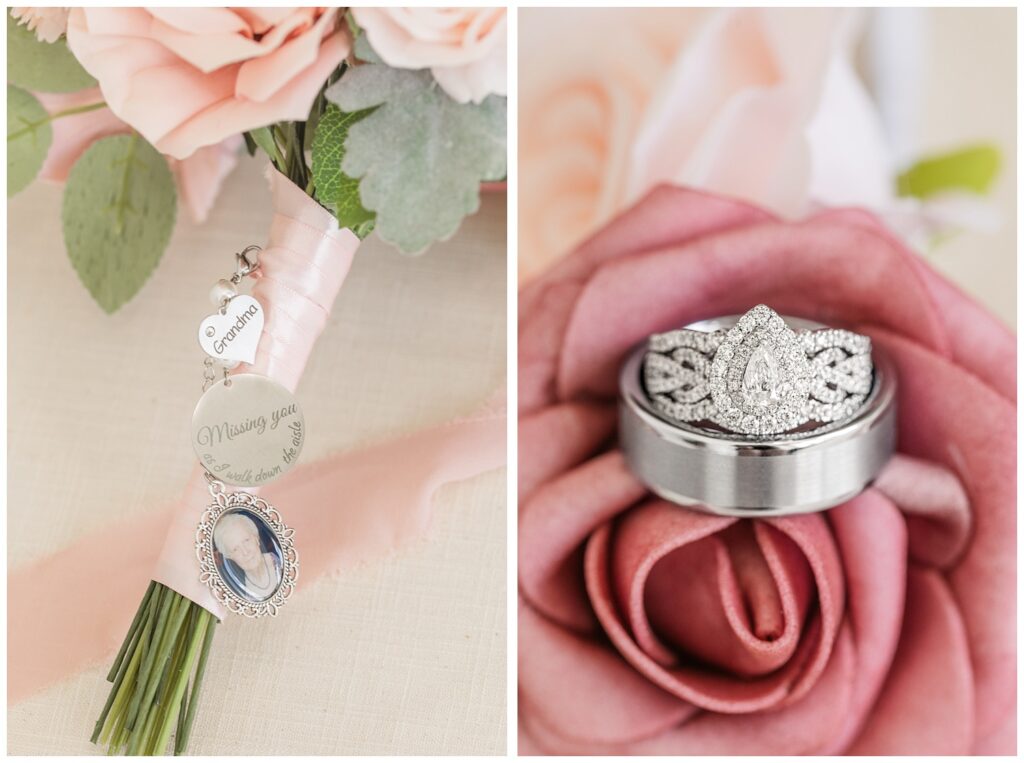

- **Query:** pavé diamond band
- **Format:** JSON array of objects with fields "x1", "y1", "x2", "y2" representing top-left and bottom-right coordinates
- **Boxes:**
[
  {"x1": 643, "y1": 305, "x2": 872, "y2": 437},
  {"x1": 620, "y1": 308, "x2": 897, "y2": 516}
]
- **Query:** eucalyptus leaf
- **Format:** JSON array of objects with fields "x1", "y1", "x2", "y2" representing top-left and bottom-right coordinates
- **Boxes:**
[
  {"x1": 7, "y1": 12, "x2": 96, "y2": 93},
  {"x1": 62, "y1": 134, "x2": 177, "y2": 313},
  {"x1": 326, "y1": 66, "x2": 506, "y2": 254},
  {"x1": 247, "y1": 126, "x2": 282, "y2": 167},
  {"x1": 897, "y1": 144, "x2": 1001, "y2": 199},
  {"x1": 8, "y1": 84, "x2": 52, "y2": 196},
  {"x1": 311, "y1": 103, "x2": 375, "y2": 237}
]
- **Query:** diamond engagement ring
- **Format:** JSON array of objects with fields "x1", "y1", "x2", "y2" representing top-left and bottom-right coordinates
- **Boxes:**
[
  {"x1": 620, "y1": 306, "x2": 897, "y2": 516},
  {"x1": 643, "y1": 305, "x2": 872, "y2": 437}
]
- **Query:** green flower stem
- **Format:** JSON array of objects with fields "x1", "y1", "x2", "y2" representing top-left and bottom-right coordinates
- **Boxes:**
[
  {"x1": 153, "y1": 612, "x2": 210, "y2": 755},
  {"x1": 125, "y1": 585, "x2": 171, "y2": 731},
  {"x1": 128, "y1": 593, "x2": 189, "y2": 754},
  {"x1": 7, "y1": 101, "x2": 105, "y2": 142},
  {"x1": 176, "y1": 611, "x2": 217, "y2": 755},
  {"x1": 98, "y1": 632, "x2": 143, "y2": 744},
  {"x1": 91, "y1": 587, "x2": 153, "y2": 742},
  {"x1": 106, "y1": 580, "x2": 155, "y2": 682},
  {"x1": 94, "y1": 583, "x2": 220, "y2": 755}
]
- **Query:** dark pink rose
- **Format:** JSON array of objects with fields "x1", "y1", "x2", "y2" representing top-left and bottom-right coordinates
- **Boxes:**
[{"x1": 518, "y1": 187, "x2": 1015, "y2": 754}]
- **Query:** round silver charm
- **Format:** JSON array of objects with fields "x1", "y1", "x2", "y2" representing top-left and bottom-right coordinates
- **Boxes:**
[{"x1": 191, "y1": 373, "x2": 305, "y2": 487}]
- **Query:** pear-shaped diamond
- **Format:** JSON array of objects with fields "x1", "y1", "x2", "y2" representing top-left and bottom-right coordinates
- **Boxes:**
[
  {"x1": 741, "y1": 343, "x2": 781, "y2": 407},
  {"x1": 708, "y1": 305, "x2": 813, "y2": 435}
]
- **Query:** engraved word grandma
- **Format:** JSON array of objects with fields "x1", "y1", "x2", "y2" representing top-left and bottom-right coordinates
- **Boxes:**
[{"x1": 212, "y1": 302, "x2": 260, "y2": 354}]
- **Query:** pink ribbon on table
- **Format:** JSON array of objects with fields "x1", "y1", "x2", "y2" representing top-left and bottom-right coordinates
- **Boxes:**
[{"x1": 7, "y1": 169, "x2": 507, "y2": 703}]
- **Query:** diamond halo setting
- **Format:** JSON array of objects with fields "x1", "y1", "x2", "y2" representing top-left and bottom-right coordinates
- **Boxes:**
[{"x1": 643, "y1": 305, "x2": 873, "y2": 437}]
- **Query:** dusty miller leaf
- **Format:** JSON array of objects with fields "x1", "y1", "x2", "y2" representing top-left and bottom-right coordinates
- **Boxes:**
[
  {"x1": 326, "y1": 65, "x2": 506, "y2": 254},
  {"x1": 8, "y1": 85, "x2": 52, "y2": 196},
  {"x1": 311, "y1": 102, "x2": 375, "y2": 238},
  {"x1": 353, "y1": 31, "x2": 382, "y2": 64},
  {"x1": 7, "y1": 12, "x2": 96, "y2": 93},
  {"x1": 62, "y1": 134, "x2": 177, "y2": 313}
]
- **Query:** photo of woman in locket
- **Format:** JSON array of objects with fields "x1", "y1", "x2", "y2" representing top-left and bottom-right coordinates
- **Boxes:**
[{"x1": 213, "y1": 510, "x2": 283, "y2": 603}]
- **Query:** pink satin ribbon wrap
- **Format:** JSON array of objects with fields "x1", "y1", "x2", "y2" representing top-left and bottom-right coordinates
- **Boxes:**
[
  {"x1": 8, "y1": 169, "x2": 506, "y2": 703},
  {"x1": 154, "y1": 167, "x2": 358, "y2": 618}
]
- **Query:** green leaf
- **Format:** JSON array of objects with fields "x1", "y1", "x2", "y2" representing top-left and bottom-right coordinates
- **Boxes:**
[
  {"x1": 7, "y1": 12, "x2": 96, "y2": 93},
  {"x1": 326, "y1": 66, "x2": 506, "y2": 254},
  {"x1": 7, "y1": 84, "x2": 52, "y2": 196},
  {"x1": 353, "y1": 31, "x2": 382, "y2": 64},
  {"x1": 897, "y1": 144, "x2": 1001, "y2": 199},
  {"x1": 310, "y1": 102, "x2": 376, "y2": 238},
  {"x1": 62, "y1": 134, "x2": 177, "y2": 313},
  {"x1": 247, "y1": 126, "x2": 282, "y2": 167}
]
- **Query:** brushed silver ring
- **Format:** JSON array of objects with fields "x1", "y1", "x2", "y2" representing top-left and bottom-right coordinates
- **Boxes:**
[{"x1": 619, "y1": 313, "x2": 897, "y2": 516}]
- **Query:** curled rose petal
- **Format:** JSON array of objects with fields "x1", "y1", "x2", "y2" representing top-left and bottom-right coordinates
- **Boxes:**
[
  {"x1": 520, "y1": 451, "x2": 647, "y2": 632},
  {"x1": 587, "y1": 506, "x2": 843, "y2": 713}
]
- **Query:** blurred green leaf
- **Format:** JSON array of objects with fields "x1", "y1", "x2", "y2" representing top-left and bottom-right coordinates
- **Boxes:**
[
  {"x1": 310, "y1": 102, "x2": 375, "y2": 238},
  {"x1": 7, "y1": 84, "x2": 52, "y2": 196},
  {"x1": 246, "y1": 126, "x2": 282, "y2": 167},
  {"x1": 326, "y1": 65, "x2": 506, "y2": 254},
  {"x1": 897, "y1": 144, "x2": 1001, "y2": 199},
  {"x1": 62, "y1": 134, "x2": 177, "y2": 313},
  {"x1": 7, "y1": 12, "x2": 96, "y2": 93}
]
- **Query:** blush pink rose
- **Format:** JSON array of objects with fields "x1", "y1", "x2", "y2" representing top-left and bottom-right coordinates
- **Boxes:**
[
  {"x1": 65, "y1": 7, "x2": 349, "y2": 160},
  {"x1": 35, "y1": 88, "x2": 240, "y2": 224},
  {"x1": 352, "y1": 7, "x2": 506, "y2": 104},
  {"x1": 518, "y1": 8, "x2": 895, "y2": 286},
  {"x1": 518, "y1": 186, "x2": 1015, "y2": 754}
]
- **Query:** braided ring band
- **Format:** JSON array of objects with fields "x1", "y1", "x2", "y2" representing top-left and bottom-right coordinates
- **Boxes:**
[{"x1": 643, "y1": 305, "x2": 873, "y2": 437}]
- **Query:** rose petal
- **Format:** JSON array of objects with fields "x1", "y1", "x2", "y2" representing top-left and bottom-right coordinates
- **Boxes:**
[
  {"x1": 558, "y1": 203, "x2": 951, "y2": 401},
  {"x1": 613, "y1": 514, "x2": 813, "y2": 676},
  {"x1": 518, "y1": 402, "x2": 616, "y2": 502},
  {"x1": 519, "y1": 595, "x2": 694, "y2": 745},
  {"x1": 520, "y1": 452, "x2": 647, "y2": 632},
  {"x1": 587, "y1": 507, "x2": 842, "y2": 712},
  {"x1": 873, "y1": 330, "x2": 1016, "y2": 739},
  {"x1": 522, "y1": 623, "x2": 859, "y2": 755},
  {"x1": 823, "y1": 490, "x2": 908, "y2": 752},
  {"x1": 874, "y1": 453, "x2": 971, "y2": 568},
  {"x1": 847, "y1": 568, "x2": 974, "y2": 754}
]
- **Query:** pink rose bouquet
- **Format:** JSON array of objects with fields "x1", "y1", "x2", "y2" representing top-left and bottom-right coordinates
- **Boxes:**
[
  {"x1": 7, "y1": 6, "x2": 506, "y2": 755},
  {"x1": 8, "y1": 6, "x2": 507, "y2": 311},
  {"x1": 518, "y1": 186, "x2": 1015, "y2": 754}
]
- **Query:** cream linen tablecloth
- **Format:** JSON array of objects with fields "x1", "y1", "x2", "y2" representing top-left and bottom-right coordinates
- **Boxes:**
[{"x1": 7, "y1": 157, "x2": 507, "y2": 755}]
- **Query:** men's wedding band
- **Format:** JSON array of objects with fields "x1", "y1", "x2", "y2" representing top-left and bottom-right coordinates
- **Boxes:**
[{"x1": 619, "y1": 308, "x2": 897, "y2": 516}]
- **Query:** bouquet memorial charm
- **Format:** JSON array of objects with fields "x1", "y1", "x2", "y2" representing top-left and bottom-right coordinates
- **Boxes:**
[
  {"x1": 193, "y1": 247, "x2": 300, "y2": 617},
  {"x1": 91, "y1": 248, "x2": 302, "y2": 755}
]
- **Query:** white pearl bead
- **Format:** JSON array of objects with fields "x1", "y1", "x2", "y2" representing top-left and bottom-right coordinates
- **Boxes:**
[
  {"x1": 209, "y1": 279, "x2": 237, "y2": 307},
  {"x1": 215, "y1": 358, "x2": 241, "y2": 370}
]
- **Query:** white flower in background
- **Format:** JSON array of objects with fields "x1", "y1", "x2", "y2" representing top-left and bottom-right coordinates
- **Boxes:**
[
  {"x1": 353, "y1": 7, "x2": 507, "y2": 104},
  {"x1": 519, "y1": 7, "x2": 1000, "y2": 283},
  {"x1": 10, "y1": 7, "x2": 69, "y2": 43}
]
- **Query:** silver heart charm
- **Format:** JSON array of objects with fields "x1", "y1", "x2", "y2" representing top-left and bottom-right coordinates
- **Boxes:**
[{"x1": 198, "y1": 295, "x2": 264, "y2": 364}]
